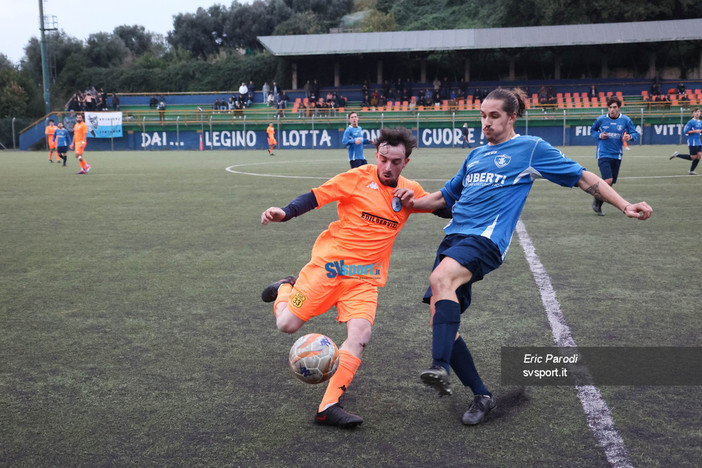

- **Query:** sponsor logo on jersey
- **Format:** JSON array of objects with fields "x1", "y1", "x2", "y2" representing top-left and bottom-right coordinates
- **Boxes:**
[
  {"x1": 324, "y1": 260, "x2": 382, "y2": 278},
  {"x1": 366, "y1": 182, "x2": 379, "y2": 190},
  {"x1": 464, "y1": 172, "x2": 508, "y2": 186},
  {"x1": 494, "y1": 154, "x2": 511, "y2": 168},
  {"x1": 361, "y1": 212, "x2": 399, "y2": 230}
]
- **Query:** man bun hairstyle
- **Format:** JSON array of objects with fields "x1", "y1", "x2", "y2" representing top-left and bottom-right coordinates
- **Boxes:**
[
  {"x1": 374, "y1": 127, "x2": 417, "y2": 158},
  {"x1": 485, "y1": 88, "x2": 527, "y2": 117}
]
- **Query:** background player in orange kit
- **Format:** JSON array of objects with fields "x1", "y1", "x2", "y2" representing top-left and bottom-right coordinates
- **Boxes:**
[
  {"x1": 266, "y1": 122, "x2": 277, "y2": 155},
  {"x1": 260, "y1": 127, "x2": 430, "y2": 429},
  {"x1": 45, "y1": 120, "x2": 58, "y2": 162},
  {"x1": 70, "y1": 114, "x2": 91, "y2": 174}
]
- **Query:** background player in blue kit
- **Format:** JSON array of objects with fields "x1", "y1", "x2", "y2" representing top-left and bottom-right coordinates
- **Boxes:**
[
  {"x1": 342, "y1": 111, "x2": 374, "y2": 168},
  {"x1": 590, "y1": 96, "x2": 639, "y2": 215},
  {"x1": 397, "y1": 88, "x2": 652, "y2": 426},
  {"x1": 669, "y1": 107, "x2": 702, "y2": 175},
  {"x1": 52, "y1": 122, "x2": 72, "y2": 167}
]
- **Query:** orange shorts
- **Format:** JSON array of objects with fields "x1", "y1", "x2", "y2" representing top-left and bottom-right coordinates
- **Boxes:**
[
  {"x1": 285, "y1": 262, "x2": 378, "y2": 325},
  {"x1": 48, "y1": 139, "x2": 57, "y2": 149},
  {"x1": 268, "y1": 136, "x2": 277, "y2": 146},
  {"x1": 74, "y1": 140, "x2": 86, "y2": 156}
]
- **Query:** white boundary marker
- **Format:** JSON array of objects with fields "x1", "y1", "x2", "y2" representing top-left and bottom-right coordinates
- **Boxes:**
[{"x1": 516, "y1": 219, "x2": 634, "y2": 468}]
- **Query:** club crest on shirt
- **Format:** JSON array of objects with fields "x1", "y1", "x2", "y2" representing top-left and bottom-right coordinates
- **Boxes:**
[
  {"x1": 494, "y1": 154, "x2": 511, "y2": 168},
  {"x1": 392, "y1": 196, "x2": 402, "y2": 212}
]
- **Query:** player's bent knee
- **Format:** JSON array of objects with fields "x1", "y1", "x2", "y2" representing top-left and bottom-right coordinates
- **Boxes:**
[{"x1": 275, "y1": 311, "x2": 304, "y2": 334}]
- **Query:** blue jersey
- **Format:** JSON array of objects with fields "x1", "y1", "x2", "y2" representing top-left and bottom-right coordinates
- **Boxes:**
[
  {"x1": 53, "y1": 128, "x2": 72, "y2": 147},
  {"x1": 683, "y1": 118, "x2": 702, "y2": 146},
  {"x1": 342, "y1": 125, "x2": 370, "y2": 161},
  {"x1": 440, "y1": 135, "x2": 584, "y2": 259},
  {"x1": 591, "y1": 113, "x2": 638, "y2": 160}
]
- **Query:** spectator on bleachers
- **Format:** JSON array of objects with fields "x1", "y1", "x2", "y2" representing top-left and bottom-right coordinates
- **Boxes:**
[
  {"x1": 589, "y1": 84, "x2": 598, "y2": 99},
  {"x1": 538, "y1": 86, "x2": 548, "y2": 104},
  {"x1": 651, "y1": 76, "x2": 661, "y2": 96},
  {"x1": 424, "y1": 89, "x2": 433, "y2": 107},
  {"x1": 546, "y1": 86, "x2": 556, "y2": 105},
  {"x1": 214, "y1": 98, "x2": 221, "y2": 110},
  {"x1": 678, "y1": 82, "x2": 687, "y2": 100},
  {"x1": 336, "y1": 92, "x2": 347, "y2": 109},
  {"x1": 404, "y1": 78, "x2": 413, "y2": 98},
  {"x1": 304, "y1": 80, "x2": 312, "y2": 99},
  {"x1": 238, "y1": 82, "x2": 248, "y2": 103},
  {"x1": 312, "y1": 80, "x2": 320, "y2": 100},
  {"x1": 369, "y1": 92, "x2": 379, "y2": 110},
  {"x1": 157, "y1": 98, "x2": 166, "y2": 121},
  {"x1": 361, "y1": 90, "x2": 370, "y2": 108},
  {"x1": 262, "y1": 82, "x2": 270, "y2": 104},
  {"x1": 149, "y1": 96, "x2": 158, "y2": 109},
  {"x1": 433, "y1": 88, "x2": 442, "y2": 106},
  {"x1": 266, "y1": 91, "x2": 276, "y2": 107},
  {"x1": 361, "y1": 80, "x2": 369, "y2": 95},
  {"x1": 433, "y1": 77, "x2": 441, "y2": 92},
  {"x1": 112, "y1": 93, "x2": 120, "y2": 111},
  {"x1": 277, "y1": 91, "x2": 289, "y2": 118}
]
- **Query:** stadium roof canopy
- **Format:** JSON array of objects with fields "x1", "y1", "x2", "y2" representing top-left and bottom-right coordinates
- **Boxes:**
[{"x1": 258, "y1": 18, "x2": 702, "y2": 56}]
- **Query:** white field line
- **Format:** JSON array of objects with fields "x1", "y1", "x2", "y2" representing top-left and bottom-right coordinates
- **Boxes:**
[{"x1": 516, "y1": 219, "x2": 634, "y2": 468}]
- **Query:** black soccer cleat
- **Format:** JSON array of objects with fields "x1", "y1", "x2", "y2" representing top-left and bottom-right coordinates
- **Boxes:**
[
  {"x1": 591, "y1": 197, "x2": 604, "y2": 216},
  {"x1": 420, "y1": 364, "x2": 452, "y2": 396},
  {"x1": 461, "y1": 394, "x2": 496, "y2": 425},
  {"x1": 261, "y1": 276, "x2": 296, "y2": 303},
  {"x1": 315, "y1": 403, "x2": 363, "y2": 429}
]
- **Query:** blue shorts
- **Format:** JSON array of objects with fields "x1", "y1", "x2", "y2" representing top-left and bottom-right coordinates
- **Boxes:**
[
  {"x1": 597, "y1": 158, "x2": 622, "y2": 184},
  {"x1": 423, "y1": 234, "x2": 503, "y2": 313},
  {"x1": 57, "y1": 146, "x2": 68, "y2": 154},
  {"x1": 689, "y1": 145, "x2": 701, "y2": 156},
  {"x1": 350, "y1": 158, "x2": 367, "y2": 168}
]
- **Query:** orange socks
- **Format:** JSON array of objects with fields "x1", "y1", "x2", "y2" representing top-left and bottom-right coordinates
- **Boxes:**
[
  {"x1": 318, "y1": 350, "x2": 361, "y2": 412},
  {"x1": 273, "y1": 283, "x2": 293, "y2": 316},
  {"x1": 79, "y1": 159, "x2": 86, "y2": 170}
]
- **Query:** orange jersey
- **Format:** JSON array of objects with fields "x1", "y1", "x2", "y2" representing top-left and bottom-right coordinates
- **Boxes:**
[
  {"x1": 310, "y1": 164, "x2": 428, "y2": 287},
  {"x1": 45, "y1": 125, "x2": 57, "y2": 148},
  {"x1": 266, "y1": 126, "x2": 276, "y2": 144},
  {"x1": 73, "y1": 121, "x2": 88, "y2": 143}
]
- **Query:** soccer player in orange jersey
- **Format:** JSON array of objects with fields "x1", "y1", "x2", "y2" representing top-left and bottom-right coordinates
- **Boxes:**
[
  {"x1": 266, "y1": 122, "x2": 277, "y2": 155},
  {"x1": 260, "y1": 127, "x2": 431, "y2": 429},
  {"x1": 70, "y1": 114, "x2": 91, "y2": 174},
  {"x1": 45, "y1": 120, "x2": 57, "y2": 162}
]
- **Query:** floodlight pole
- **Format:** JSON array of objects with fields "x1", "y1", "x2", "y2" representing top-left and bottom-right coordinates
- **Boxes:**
[{"x1": 38, "y1": 0, "x2": 51, "y2": 114}]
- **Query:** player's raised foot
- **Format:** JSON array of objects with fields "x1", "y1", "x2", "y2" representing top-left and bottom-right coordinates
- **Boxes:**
[
  {"x1": 689, "y1": 171, "x2": 697, "y2": 175},
  {"x1": 261, "y1": 275, "x2": 296, "y2": 302},
  {"x1": 315, "y1": 403, "x2": 363, "y2": 429},
  {"x1": 420, "y1": 364, "x2": 452, "y2": 396},
  {"x1": 461, "y1": 394, "x2": 496, "y2": 426},
  {"x1": 669, "y1": 151, "x2": 679, "y2": 160}
]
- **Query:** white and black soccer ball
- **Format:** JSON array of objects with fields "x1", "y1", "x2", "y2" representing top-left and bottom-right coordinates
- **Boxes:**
[{"x1": 289, "y1": 333, "x2": 340, "y2": 384}]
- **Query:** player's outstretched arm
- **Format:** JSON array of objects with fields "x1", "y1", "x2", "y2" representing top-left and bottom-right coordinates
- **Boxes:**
[
  {"x1": 577, "y1": 170, "x2": 652, "y2": 220},
  {"x1": 261, "y1": 207, "x2": 286, "y2": 225}
]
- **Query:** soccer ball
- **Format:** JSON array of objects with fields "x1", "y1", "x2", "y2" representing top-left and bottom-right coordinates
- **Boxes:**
[{"x1": 289, "y1": 333, "x2": 340, "y2": 384}]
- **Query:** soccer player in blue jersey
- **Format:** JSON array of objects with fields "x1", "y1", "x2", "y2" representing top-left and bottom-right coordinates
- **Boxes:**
[
  {"x1": 52, "y1": 122, "x2": 72, "y2": 167},
  {"x1": 669, "y1": 107, "x2": 702, "y2": 175},
  {"x1": 398, "y1": 88, "x2": 652, "y2": 426},
  {"x1": 589, "y1": 96, "x2": 639, "y2": 215},
  {"x1": 342, "y1": 112, "x2": 373, "y2": 168}
]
